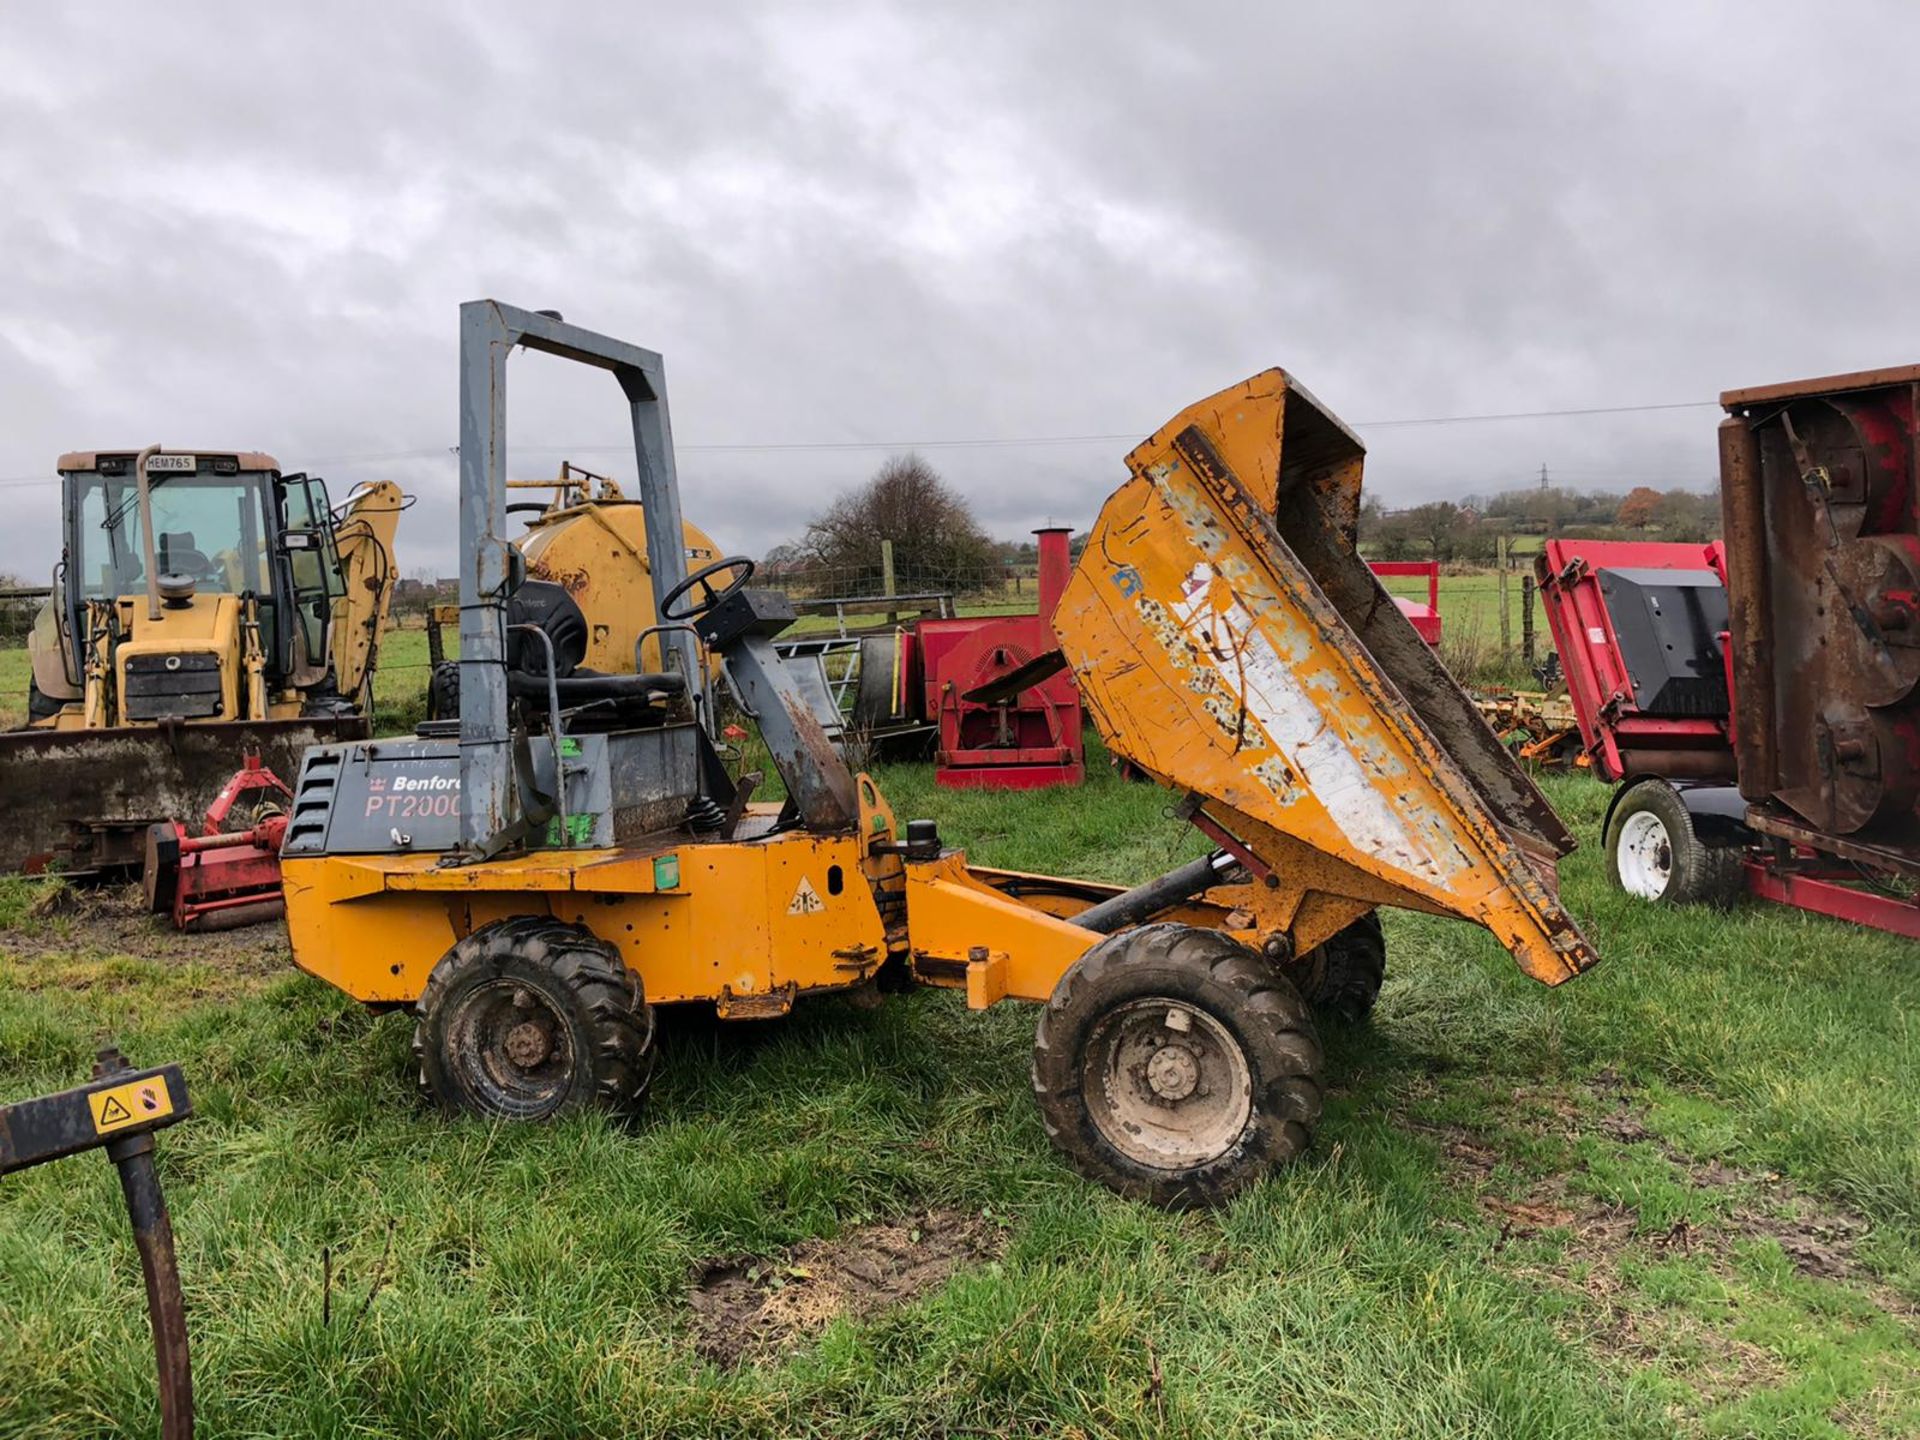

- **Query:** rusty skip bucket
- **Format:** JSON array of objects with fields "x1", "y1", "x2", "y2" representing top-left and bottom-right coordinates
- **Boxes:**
[
  {"x1": 1051, "y1": 370, "x2": 1599, "y2": 983},
  {"x1": 0, "y1": 715, "x2": 369, "y2": 874}
]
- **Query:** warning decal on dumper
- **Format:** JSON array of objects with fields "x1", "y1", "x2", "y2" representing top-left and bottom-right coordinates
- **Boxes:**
[
  {"x1": 88, "y1": 1077, "x2": 175, "y2": 1135},
  {"x1": 788, "y1": 877, "x2": 825, "y2": 915}
]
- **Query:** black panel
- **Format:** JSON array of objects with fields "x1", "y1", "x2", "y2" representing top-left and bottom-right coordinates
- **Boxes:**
[
  {"x1": 124, "y1": 652, "x2": 223, "y2": 720},
  {"x1": 1597, "y1": 567, "x2": 1730, "y2": 718},
  {"x1": 696, "y1": 588, "x2": 795, "y2": 647},
  {"x1": 282, "y1": 739, "x2": 462, "y2": 855}
]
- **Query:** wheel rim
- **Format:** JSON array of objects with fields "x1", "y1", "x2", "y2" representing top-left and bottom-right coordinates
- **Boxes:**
[
  {"x1": 443, "y1": 980, "x2": 577, "y2": 1116},
  {"x1": 1616, "y1": 810, "x2": 1674, "y2": 899},
  {"x1": 1081, "y1": 997, "x2": 1254, "y2": 1170}
]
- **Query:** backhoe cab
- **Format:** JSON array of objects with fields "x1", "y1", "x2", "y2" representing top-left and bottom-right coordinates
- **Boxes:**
[
  {"x1": 6, "y1": 450, "x2": 403, "y2": 872},
  {"x1": 281, "y1": 301, "x2": 1597, "y2": 1208}
]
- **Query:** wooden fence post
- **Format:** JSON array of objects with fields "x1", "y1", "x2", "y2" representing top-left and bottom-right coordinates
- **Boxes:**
[{"x1": 1521, "y1": 573, "x2": 1535, "y2": 667}]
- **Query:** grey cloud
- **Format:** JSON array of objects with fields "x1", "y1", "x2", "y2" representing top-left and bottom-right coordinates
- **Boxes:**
[{"x1": 1, "y1": 1, "x2": 1914, "y2": 580}]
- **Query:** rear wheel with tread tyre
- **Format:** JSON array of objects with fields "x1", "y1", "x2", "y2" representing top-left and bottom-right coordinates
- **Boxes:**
[
  {"x1": 1604, "y1": 779, "x2": 1744, "y2": 907},
  {"x1": 413, "y1": 916, "x2": 653, "y2": 1119},
  {"x1": 1031, "y1": 923, "x2": 1324, "y2": 1209},
  {"x1": 1286, "y1": 911, "x2": 1386, "y2": 1024}
]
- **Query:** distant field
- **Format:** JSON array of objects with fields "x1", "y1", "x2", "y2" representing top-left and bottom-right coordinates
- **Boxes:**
[
  {"x1": 1371, "y1": 568, "x2": 1544, "y2": 686},
  {"x1": 0, "y1": 568, "x2": 1545, "y2": 732}
]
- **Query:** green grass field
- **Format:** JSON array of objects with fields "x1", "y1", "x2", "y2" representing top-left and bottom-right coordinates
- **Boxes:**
[
  {"x1": 2, "y1": 750, "x2": 1916, "y2": 1438},
  {"x1": 1369, "y1": 570, "x2": 1546, "y2": 688}
]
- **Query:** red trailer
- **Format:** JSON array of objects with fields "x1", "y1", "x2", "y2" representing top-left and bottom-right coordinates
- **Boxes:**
[{"x1": 1537, "y1": 365, "x2": 1920, "y2": 939}]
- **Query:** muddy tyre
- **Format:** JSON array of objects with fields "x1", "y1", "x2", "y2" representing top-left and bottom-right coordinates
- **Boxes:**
[
  {"x1": 413, "y1": 917, "x2": 653, "y2": 1119},
  {"x1": 1605, "y1": 779, "x2": 1744, "y2": 908},
  {"x1": 1032, "y1": 923, "x2": 1324, "y2": 1209},
  {"x1": 426, "y1": 661, "x2": 461, "y2": 723},
  {"x1": 1288, "y1": 911, "x2": 1386, "y2": 1024}
]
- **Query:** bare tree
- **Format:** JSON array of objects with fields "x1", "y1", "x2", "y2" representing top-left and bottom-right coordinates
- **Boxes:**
[{"x1": 798, "y1": 453, "x2": 1000, "y2": 594}]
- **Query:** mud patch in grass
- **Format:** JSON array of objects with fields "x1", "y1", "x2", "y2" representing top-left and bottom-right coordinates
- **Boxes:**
[
  {"x1": 689, "y1": 1208, "x2": 1006, "y2": 1365},
  {"x1": 0, "y1": 882, "x2": 287, "y2": 976}
]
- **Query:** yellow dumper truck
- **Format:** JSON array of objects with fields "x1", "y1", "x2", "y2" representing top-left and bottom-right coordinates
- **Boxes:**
[{"x1": 280, "y1": 302, "x2": 1596, "y2": 1207}]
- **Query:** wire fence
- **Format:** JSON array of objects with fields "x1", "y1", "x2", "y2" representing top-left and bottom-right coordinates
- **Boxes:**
[{"x1": 756, "y1": 563, "x2": 1048, "y2": 634}]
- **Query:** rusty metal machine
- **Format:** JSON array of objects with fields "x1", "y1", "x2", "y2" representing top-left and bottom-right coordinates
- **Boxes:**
[
  {"x1": 143, "y1": 753, "x2": 296, "y2": 932},
  {"x1": 4, "y1": 451, "x2": 404, "y2": 873},
  {"x1": 1544, "y1": 366, "x2": 1920, "y2": 937},
  {"x1": 280, "y1": 302, "x2": 1596, "y2": 1208}
]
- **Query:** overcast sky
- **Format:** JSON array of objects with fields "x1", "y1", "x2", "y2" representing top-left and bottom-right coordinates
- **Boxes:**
[{"x1": 2, "y1": 2, "x2": 1916, "y2": 581}]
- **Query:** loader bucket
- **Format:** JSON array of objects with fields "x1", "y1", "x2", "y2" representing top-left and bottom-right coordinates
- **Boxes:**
[
  {"x1": 1052, "y1": 370, "x2": 1598, "y2": 983},
  {"x1": 0, "y1": 716, "x2": 369, "y2": 874}
]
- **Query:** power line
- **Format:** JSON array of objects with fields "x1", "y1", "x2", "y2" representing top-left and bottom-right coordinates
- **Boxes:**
[
  {"x1": 0, "y1": 397, "x2": 1722, "y2": 487},
  {"x1": 1355, "y1": 399, "x2": 1716, "y2": 429}
]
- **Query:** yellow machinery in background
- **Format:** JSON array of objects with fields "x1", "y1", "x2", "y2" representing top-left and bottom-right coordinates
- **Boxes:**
[
  {"x1": 4, "y1": 450, "x2": 405, "y2": 872},
  {"x1": 423, "y1": 461, "x2": 730, "y2": 719},
  {"x1": 281, "y1": 302, "x2": 1596, "y2": 1208}
]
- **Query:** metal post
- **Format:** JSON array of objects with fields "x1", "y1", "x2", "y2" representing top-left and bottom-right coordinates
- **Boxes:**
[
  {"x1": 457, "y1": 303, "x2": 515, "y2": 853},
  {"x1": 1496, "y1": 534, "x2": 1512, "y2": 658},
  {"x1": 92, "y1": 1049, "x2": 193, "y2": 1440},
  {"x1": 621, "y1": 365, "x2": 696, "y2": 691},
  {"x1": 1521, "y1": 573, "x2": 1536, "y2": 665}
]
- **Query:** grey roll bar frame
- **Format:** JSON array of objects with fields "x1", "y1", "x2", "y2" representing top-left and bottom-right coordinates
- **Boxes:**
[{"x1": 456, "y1": 300, "x2": 694, "y2": 855}]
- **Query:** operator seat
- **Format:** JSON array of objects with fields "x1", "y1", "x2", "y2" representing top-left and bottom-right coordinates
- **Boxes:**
[
  {"x1": 487, "y1": 580, "x2": 688, "y2": 730},
  {"x1": 157, "y1": 531, "x2": 213, "y2": 579}
]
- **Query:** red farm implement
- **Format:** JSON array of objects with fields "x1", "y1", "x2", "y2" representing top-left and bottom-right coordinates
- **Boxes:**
[
  {"x1": 1537, "y1": 365, "x2": 1920, "y2": 939},
  {"x1": 916, "y1": 527, "x2": 1084, "y2": 788},
  {"x1": 142, "y1": 754, "x2": 294, "y2": 932}
]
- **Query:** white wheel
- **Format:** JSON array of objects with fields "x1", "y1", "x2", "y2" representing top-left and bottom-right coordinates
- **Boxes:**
[
  {"x1": 1614, "y1": 809, "x2": 1674, "y2": 899},
  {"x1": 1604, "y1": 780, "x2": 1747, "y2": 908}
]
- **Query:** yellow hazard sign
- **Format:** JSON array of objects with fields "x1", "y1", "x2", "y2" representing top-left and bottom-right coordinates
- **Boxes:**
[
  {"x1": 787, "y1": 876, "x2": 825, "y2": 915},
  {"x1": 88, "y1": 1076, "x2": 173, "y2": 1135}
]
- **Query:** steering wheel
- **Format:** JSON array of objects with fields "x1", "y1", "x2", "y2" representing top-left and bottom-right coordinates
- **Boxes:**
[{"x1": 661, "y1": 555, "x2": 756, "y2": 621}]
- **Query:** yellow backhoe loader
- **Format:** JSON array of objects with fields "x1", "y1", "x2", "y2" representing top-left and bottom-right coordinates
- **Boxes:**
[
  {"x1": 5, "y1": 449, "x2": 404, "y2": 872},
  {"x1": 280, "y1": 302, "x2": 1596, "y2": 1208}
]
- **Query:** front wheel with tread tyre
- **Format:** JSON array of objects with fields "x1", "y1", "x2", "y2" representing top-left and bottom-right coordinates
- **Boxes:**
[
  {"x1": 413, "y1": 916, "x2": 654, "y2": 1119},
  {"x1": 1605, "y1": 779, "x2": 1745, "y2": 908},
  {"x1": 1031, "y1": 923, "x2": 1324, "y2": 1209}
]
